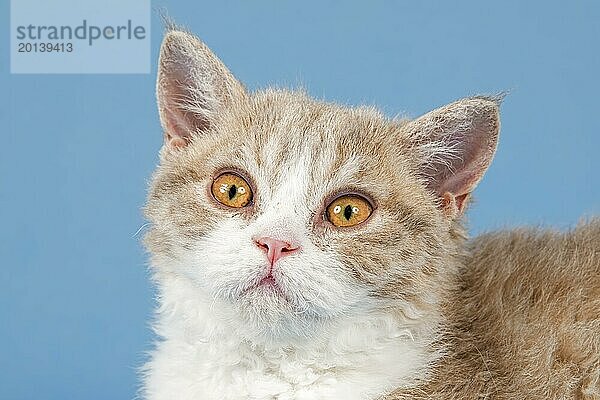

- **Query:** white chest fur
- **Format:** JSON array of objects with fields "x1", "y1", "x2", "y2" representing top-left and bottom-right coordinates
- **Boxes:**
[{"x1": 143, "y1": 276, "x2": 438, "y2": 400}]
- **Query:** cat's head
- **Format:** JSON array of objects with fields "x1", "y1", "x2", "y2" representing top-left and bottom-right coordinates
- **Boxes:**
[{"x1": 145, "y1": 30, "x2": 500, "y2": 340}]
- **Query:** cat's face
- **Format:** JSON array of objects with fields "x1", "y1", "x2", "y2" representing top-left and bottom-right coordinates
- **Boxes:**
[{"x1": 145, "y1": 31, "x2": 500, "y2": 340}]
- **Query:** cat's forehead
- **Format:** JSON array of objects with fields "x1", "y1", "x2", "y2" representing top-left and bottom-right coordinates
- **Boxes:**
[
  {"x1": 213, "y1": 90, "x2": 415, "y2": 202},
  {"x1": 243, "y1": 90, "x2": 397, "y2": 148}
]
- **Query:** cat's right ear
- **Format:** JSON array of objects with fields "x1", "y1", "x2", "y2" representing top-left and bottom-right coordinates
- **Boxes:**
[{"x1": 157, "y1": 30, "x2": 246, "y2": 148}]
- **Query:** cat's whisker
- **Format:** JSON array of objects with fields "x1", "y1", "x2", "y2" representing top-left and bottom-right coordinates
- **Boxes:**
[{"x1": 132, "y1": 223, "x2": 151, "y2": 238}]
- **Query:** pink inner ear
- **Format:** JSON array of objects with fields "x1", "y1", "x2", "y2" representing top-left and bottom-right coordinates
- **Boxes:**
[
  {"x1": 162, "y1": 108, "x2": 189, "y2": 146},
  {"x1": 436, "y1": 134, "x2": 496, "y2": 197},
  {"x1": 156, "y1": 31, "x2": 246, "y2": 149},
  {"x1": 157, "y1": 59, "x2": 214, "y2": 148},
  {"x1": 411, "y1": 98, "x2": 500, "y2": 214},
  {"x1": 160, "y1": 96, "x2": 211, "y2": 147}
]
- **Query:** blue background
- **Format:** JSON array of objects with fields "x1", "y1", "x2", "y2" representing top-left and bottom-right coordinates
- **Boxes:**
[{"x1": 1, "y1": 1, "x2": 598, "y2": 399}]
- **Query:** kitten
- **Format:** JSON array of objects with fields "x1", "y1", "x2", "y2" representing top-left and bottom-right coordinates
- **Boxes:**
[{"x1": 142, "y1": 29, "x2": 600, "y2": 400}]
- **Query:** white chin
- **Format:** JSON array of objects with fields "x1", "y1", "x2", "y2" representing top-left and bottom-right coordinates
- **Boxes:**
[{"x1": 235, "y1": 288, "x2": 322, "y2": 341}]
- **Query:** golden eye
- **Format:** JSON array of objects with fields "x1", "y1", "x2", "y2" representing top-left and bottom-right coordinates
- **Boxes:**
[
  {"x1": 211, "y1": 173, "x2": 253, "y2": 208},
  {"x1": 326, "y1": 195, "x2": 373, "y2": 227}
]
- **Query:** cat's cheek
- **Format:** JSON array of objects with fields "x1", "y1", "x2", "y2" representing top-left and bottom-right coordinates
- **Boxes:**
[
  {"x1": 160, "y1": 217, "x2": 255, "y2": 289},
  {"x1": 284, "y1": 257, "x2": 365, "y2": 316}
]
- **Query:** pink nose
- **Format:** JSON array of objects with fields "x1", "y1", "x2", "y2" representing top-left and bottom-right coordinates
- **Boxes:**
[{"x1": 255, "y1": 237, "x2": 300, "y2": 265}]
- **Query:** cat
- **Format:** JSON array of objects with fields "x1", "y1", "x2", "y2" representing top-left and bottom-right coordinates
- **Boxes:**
[{"x1": 142, "y1": 28, "x2": 600, "y2": 400}]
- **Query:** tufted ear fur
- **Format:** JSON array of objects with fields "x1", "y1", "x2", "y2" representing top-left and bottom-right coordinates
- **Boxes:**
[
  {"x1": 156, "y1": 30, "x2": 246, "y2": 148},
  {"x1": 403, "y1": 97, "x2": 501, "y2": 218}
]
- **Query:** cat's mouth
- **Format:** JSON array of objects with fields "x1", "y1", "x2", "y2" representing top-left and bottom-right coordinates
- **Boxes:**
[
  {"x1": 243, "y1": 271, "x2": 288, "y2": 299},
  {"x1": 258, "y1": 274, "x2": 277, "y2": 288}
]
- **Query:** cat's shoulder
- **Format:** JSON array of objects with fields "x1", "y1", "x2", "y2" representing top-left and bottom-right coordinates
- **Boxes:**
[
  {"x1": 460, "y1": 219, "x2": 600, "y2": 325},
  {"x1": 411, "y1": 220, "x2": 600, "y2": 400}
]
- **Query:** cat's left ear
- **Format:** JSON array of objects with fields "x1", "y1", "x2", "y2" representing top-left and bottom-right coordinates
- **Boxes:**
[
  {"x1": 403, "y1": 96, "x2": 501, "y2": 218},
  {"x1": 157, "y1": 30, "x2": 246, "y2": 148}
]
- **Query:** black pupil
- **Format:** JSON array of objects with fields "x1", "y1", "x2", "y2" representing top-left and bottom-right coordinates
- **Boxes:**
[
  {"x1": 228, "y1": 185, "x2": 237, "y2": 200},
  {"x1": 343, "y1": 205, "x2": 353, "y2": 220}
]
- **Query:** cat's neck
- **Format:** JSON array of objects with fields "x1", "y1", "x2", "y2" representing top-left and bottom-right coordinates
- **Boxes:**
[{"x1": 148, "y1": 272, "x2": 445, "y2": 399}]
